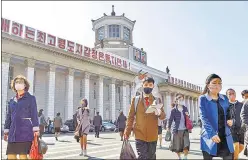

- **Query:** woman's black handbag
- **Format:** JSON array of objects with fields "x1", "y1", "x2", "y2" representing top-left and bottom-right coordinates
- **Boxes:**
[{"x1": 165, "y1": 130, "x2": 171, "y2": 141}]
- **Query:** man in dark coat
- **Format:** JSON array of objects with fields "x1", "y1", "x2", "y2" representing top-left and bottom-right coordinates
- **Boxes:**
[
  {"x1": 93, "y1": 112, "x2": 102, "y2": 138},
  {"x1": 241, "y1": 90, "x2": 248, "y2": 157},
  {"x1": 226, "y1": 88, "x2": 245, "y2": 159}
]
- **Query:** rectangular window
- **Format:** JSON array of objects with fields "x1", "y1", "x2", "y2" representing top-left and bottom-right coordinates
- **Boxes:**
[
  {"x1": 80, "y1": 80, "x2": 83, "y2": 97},
  {"x1": 107, "y1": 84, "x2": 110, "y2": 100},
  {"x1": 33, "y1": 70, "x2": 36, "y2": 94},
  {"x1": 108, "y1": 25, "x2": 120, "y2": 38},
  {"x1": 8, "y1": 66, "x2": 14, "y2": 89},
  {"x1": 94, "y1": 82, "x2": 96, "y2": 99},
  {"x1": 118, "y1": 87, "x2": 121, "y2": 102},
  {"x1": 124, "y1": 27, "x2": 130, "y2": 41}
]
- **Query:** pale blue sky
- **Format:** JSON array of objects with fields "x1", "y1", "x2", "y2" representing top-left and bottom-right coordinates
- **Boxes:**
[{"x1": 2, "y1": 1, "x2": 248, "y2": 101}]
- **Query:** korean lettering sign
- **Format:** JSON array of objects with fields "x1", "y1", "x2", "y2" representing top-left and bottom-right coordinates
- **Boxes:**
[{"x1": 2, "y1": 18, "x2": 130, "y2": 70}]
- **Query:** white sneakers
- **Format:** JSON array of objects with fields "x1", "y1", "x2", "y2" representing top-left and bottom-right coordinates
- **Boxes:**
[{"x1": 79, "y1": 149, "x2": 87, "y2": 156}]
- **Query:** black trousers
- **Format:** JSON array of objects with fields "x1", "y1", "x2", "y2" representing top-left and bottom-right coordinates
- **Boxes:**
[
  {"x1": 95, "y1": 126, "x2": 100, "y2": 137},
  {"x1": 202, "y1": 151, "x2": 233, "y2": 160},
  {"x1": 136, "y1": 139, "x2": 157, "y2": 159}
]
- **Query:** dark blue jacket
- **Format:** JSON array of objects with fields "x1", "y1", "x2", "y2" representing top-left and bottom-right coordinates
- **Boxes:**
[
  {"x1": 199, "y1": 94, "x2": 234, "y2": 156},
  {"x1": 167, "y1": 105, "x2": 189, "y2": 134},
  {"x1": 4, "y1": 92, "x2": 39, "y2": 142}
]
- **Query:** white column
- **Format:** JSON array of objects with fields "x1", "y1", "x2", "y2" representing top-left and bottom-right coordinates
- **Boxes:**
[
  {"x1": 84, "y1": 72, "x2": 90, "y2": 108},
  {"x1": 190, "y1": 98, "x2": 194, "y2": 121},
  {"x1": 125, "y1": 83, "x2": 130, "y2": 116},
  {"x1": 166, "y1": 92, "x2": 171, "y2": 118},
  {"x1": 25, "y1": 59, "x2": 35, "y2": 95},
  {"x1": 186, "y1": 96, "x2": 191, "y2": 117},
  {"x1": 194, "y1": 98, "x2": 198, "y2": 121},
  {"x1": 122, "y1": 81, "x2": 127, "y2": 116},
  {"x1": 47, "y1": 64, "x2": 56, "y2": 119},
  {"x1": 110, "y1": 79, "x2": 116, "y2": 121},
  {"x1": 98, "y1": 75, "x2": 104, "y2": 119},
  {"x1": 66, "y1": 68, "x2": 74, "y2": 120},
  {"x1": 1, "y1": 53, "x2": 11, "y2": 126}
]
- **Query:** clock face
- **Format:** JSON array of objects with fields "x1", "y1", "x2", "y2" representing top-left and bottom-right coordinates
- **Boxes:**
[{"x1": 98, "y1": 27, "x2": 104, "y2": 40}]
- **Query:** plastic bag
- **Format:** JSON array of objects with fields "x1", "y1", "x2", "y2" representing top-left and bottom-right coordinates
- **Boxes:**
[
  {"x1": 165, "y1": 130, "x2": 171, "y2": 142},
  {"x1": 120, "y1": 140, "x2": 136, "y2": 159},
  {"x1": 30, "y1": 132, "x2": 44, "y2": 159}
]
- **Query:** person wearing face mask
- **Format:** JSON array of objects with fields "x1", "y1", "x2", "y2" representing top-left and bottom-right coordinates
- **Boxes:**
[
  {"x1": 167, "y1": 93, "x2": 190, "y2": 160},
  {"x1": 226, "y1": 88, "x2": 244, "y2": 159},
  {"x1": 3, "y1": 75, "x2": 39, "y2": 160},
  {"x1": 199, "y1": 74, "x2": 234, "y2": 160},
  {"x1": 240, "y1": 90, "x2": 248, "y2": 157},
  {"x1": 124, "y1": 77, "x2": 166, "y2": 159},
  {"x1": 77, "y1": 98, "x2": 90, "y2": 157}
]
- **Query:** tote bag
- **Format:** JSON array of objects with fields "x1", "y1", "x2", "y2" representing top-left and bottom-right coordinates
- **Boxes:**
[{"x1": 185, "y1": 115, "x2": 193, "y2": 130}]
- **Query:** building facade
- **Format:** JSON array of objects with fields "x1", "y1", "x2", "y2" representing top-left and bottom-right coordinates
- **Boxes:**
[{"x1": 1, "y1": 6, "x2": 202, "y2": 125}]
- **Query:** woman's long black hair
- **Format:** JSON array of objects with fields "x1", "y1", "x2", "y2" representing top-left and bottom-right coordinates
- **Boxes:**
[{"x1": 202, "y1": 74, "x2": 222, "y2": 95}]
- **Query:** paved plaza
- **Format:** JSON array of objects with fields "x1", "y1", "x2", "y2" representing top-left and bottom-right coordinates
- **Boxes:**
[{"x1": 1, "y1": 127, "x2": 246, "y2": 159}]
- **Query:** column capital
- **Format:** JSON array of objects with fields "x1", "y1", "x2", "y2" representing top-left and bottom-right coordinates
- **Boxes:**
[
  {"x1": 111, "y1": 78, "x2": 116, "y2": 84},
  {"x1": 25, "y1": 59, "x2": 36, "y2": 68},
  {"x1": 2, "y1": 53, "x2": 11, "y2": 63},
  {"x1": 98, "y1": 75, "x2": 105, "y2": 81},
  {"x1": 165, "y1": 91, "x2": 171, "y2": 96},
  {"x1": 84, "y1": 72, "x2": 91, "y2": 79},
  {"x1": 48, "y1": 64, "x2": 57, "y2": 72},
  {"x1": 67, "y1": 68, "x2": 75, "y2": 76}
]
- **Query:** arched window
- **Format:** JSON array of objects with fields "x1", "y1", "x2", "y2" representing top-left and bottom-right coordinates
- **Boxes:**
[
  {"x1": 123, "y1": 27, "x2": 130, "y2": 41},
  {"x1": 108, "y1": 25, "x2": 120, "y2": 38},
  {"x1": 98, "y1": 26, "x2": 105, "y2": 40}
]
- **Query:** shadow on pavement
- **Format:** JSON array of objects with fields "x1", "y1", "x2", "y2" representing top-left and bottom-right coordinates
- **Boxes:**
[
  {"x1": 188, "y1": 151, "x2": 203, "y2": 156},
  {"x1": 99, "y1": 137, "x2": 116, "y2": 140},
  {"x1": 87, "y1": 142, "x2": 101, "y2": 146},
  {"x1": 58, "y1": 140, "x2": 72, "y2": 143},
  {"x1": 189, "y1": 141, "x2": 200, "y2": 144}
]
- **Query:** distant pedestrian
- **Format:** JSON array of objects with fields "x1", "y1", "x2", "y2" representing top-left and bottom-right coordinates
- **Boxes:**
[
  {"x1": 241, "y1": 90, "x2": 248, "y2": 157},
  {"x1": 117, "y1": 111, "x2": 127, "y2": 141},
  {"x1": 167, "y1": 93, "x2": 190, "y2": 160},
  {"x1": 77, "y1": 98, "x2": 90, "y2": 156},
  {"x1": 3, "y1": 75, "x2": 39, "y2": 159},
  {"x1": 93, "y1": 112, "x2": 102, "y2": 138},
  {"x1": 158, "y1": 118, "x2": 164, "y2": 148},
  {"x1": 38, "y1": 109, "x2": 47, "y2": 139},
  {"x1": 226, "y1": 88, "x2": 245, "y2": 159},
  {"x1": 54, "y1": 112, "x2": 63, "y2": 141},
  {"x1": 199, "y1": 74, "x2": 234, "y2": 159}
]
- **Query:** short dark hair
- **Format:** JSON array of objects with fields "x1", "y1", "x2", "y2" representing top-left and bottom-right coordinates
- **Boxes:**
[
  {"x1": 226, "y1": 88, "x2": 235, "y2": 95},
  {"x1": 241, "y1": 90, "x2": 248, "y2": 96},
  {"x1": 57, "y1": 112, "x2": 60, "y2": 116},
  {"x1": 143, "y1": 77, "x2": 155, "y2": 84}
]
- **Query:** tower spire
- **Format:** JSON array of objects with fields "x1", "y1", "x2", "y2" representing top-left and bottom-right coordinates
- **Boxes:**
[{"x1": 111, "y1": 5, "x2": 116, "y2": 16}]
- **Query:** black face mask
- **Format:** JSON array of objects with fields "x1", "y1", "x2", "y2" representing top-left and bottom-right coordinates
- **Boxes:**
[{"x1": 144, "y1": 87, "x2": 153, "y2": 94}]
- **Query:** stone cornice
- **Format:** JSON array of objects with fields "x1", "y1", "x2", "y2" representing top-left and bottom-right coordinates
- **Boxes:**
[
  {"x1": 158, "y1": 82, "x2": 201, "y2": 94},
  {"x1": 1, "y1": 52, "x2": 11, "y2": 63},
  {"x1": 2, "y1": 33, "x2": 136, "y2": 77},
  {"x1": 25, "y1": 58, "x2": 36, "y2": 68}
]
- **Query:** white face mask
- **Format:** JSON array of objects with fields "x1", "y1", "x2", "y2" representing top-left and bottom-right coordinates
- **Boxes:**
[
  {"x1": 15, "y1": 83, "x2": 25, "y2": 91},
  {"x1": 178, "y1": 100, "x2": 184, "y2": 106}
]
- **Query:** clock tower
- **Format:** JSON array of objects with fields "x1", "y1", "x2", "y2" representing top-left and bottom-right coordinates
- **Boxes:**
[{"x1": 91, "y1": 5, "x2": 136, "y2": 59}]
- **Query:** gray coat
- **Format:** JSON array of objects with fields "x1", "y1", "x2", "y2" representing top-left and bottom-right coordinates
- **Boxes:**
[
  {"x1": 77, "y1": 108, "x2": 91, "y2": 135},
  {"x1": 93, "y1": 115, "x2": 102, "y2": 127},
  {"x1": 117, "y1": 114, "x2": 127, "y2": 129}
]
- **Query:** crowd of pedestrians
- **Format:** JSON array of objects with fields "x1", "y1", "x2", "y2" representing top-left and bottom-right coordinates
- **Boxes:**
[{"x1": 2, "y1": 73, "x2": 248, "y2": 160}]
